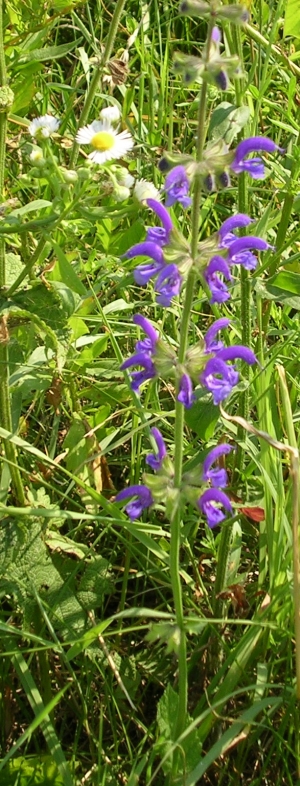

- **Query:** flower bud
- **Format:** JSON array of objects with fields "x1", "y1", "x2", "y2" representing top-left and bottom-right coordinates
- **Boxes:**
[
  {"x1": 179, "y1": 0, "x2": 211, "y2": 16},
  {"x1": 61, "y1": 168, "x2": 78, "y2": 184},
  {"x1": 218, "y1": 4, "x2": 249, "y2": 23},
  {"x1": 114, "y1": 184, "x2": 131, "y2": 202},
  {"x1": 29, "y1": 148, "x2": 45, "y2": 167},
  {"x1": 77, "y1": 167, "x2": 92, "y2": 181}
]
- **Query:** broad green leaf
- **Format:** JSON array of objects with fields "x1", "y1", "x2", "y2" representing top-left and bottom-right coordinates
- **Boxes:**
[
  {"x1": 184, "y1": 390, "x2": 219, "y2": 440},
  {"x1": 51, "y1": 241, "x2": 87, "y2": 296},
  {"x1": 259, "y1": 271, "x2": 300, "y2": 309},
  {"x1": 0, "y1": 756, "x2": 65, "y2": 785},
  {"x1": 5, "y1": 252, "x2": 24, "y2": 288},
  {"x1": 209, "y1": 102, "x2": 250, "y2": 144},
  {"x1": 10, "y1": 199, "x2": 52, "y2": 217},
  {"x1": 157, "y1": 685, "x2": 203, "y2": 776},
  {"x1": 284, "y1": 0, "x2": 300, "y2": 38},
  {"x1": 17, "y1": 39, "x2": 82, "y2": 63}
]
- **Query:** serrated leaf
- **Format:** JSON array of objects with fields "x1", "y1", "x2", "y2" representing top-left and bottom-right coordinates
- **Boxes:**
[
  {"x1": 284, "y1": 0, "x2": 300, "y2": 38},
  {"x1": 157, "y1": 685, "x2": 203, "y2": 776},
  {"x1": 5, "y1": 252, "x2": 24, "y2": 288}
]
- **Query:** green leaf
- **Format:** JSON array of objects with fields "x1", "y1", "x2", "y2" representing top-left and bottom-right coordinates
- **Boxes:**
[
  {"x1": 284, "y1": 0, "x2": 300, "y2": 38},
  {"x1": 51, "y1": 241, "x2": 87, "y2": 296},
  {"x1": 157, "y1": 685, "x2": 203, "y2": 776},
  {"x1": 259, "y1": 270, "x2": 300, "y2": 309},
  {"x1": 17, "y1": 39, "x2": 83, "y2": 63},
  {"x1": 184, "y1": 390, "x2": 220, "y2": 440},
  {"x1": 209, "y1": 102, "x2": 250, "y2": 145},
  {"x1": 10, "y1": 200, "x2": 52, "y2": 217},
  {"x1": 5, "y1": 252, "x2": 24, "y2": 288},
  {"x1": 0, "y1": 755, "x2": 65, "y2": 785}
]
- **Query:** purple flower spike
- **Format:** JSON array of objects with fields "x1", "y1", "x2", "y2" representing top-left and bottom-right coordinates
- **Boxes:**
[
  {"x1": 133, "y1": 314, "x2": 159, "y2": 352},
  {"x1": 219, "y1": 213, "x2": 253, "y2": 244},
  {"x1": 164, "y1": 166, "x2": 192, "y2": 208},
  {"x1": 146, "y1": 427, "x2": 167, "y2": 471},
  {"x1": 198, "y1": 488, "x2": 232, "y2": 528},
  {"x1": 217, "y1": 345, "x2": 257, "y2": 366},
  {"x1": 202, "y1": 444, "x2": 233, "y2": 488},
  {"x1": 231, "y1": 137, "x2": 284, "y2": 179},
  {"x1": 116, "y1": 484, "x2": 153, "y2": 520},
  {"x1": 155, "y1": 263, "x2": 182, "y2": 306},
  {"x1": 125, "y1": 241, "x2": 164, "y2": 266},
  {"x1": 178, "y1": 373, "x2": 195, "y2": 409},
  {"x1": 204, "y1": 256, "x2": 232, "y2": 304},
  {"x1": 204, "y1": 318, "x2": 230, "y2": 354},
  {"x1": 121, "y1": 352, "x2": 156, "y2": 394},
  {"x1": 201, "y1": 357, "x2": 239, "y2": 405}
]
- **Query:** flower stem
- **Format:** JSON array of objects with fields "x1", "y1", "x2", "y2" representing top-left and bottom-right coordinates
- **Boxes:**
[
  {"x1": 0, "y1": 0, "x2": 26, "y2": 505},
  {"x1": 70, "y1": 0, "x2": 127, "y2": 167},
  {"x1": 170, "y1": 24, "x2": 214, "y2": 751}
]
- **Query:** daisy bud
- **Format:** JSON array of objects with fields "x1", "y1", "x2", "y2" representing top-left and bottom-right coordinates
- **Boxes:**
[
  {"x1": 100, "y1": 105, "x2": 121, "y2": 124},
  {"x1": 114, "y1": 184, "x2": 131, "y2": 202},
  {"x1": 62, "y1": 169, "x2": 78, "y2": 184},
  {"x1": 133, "y1": 179, "x2": 161, "y2": 204}
]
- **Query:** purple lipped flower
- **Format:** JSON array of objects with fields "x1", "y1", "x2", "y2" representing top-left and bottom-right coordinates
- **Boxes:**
[
  {"x1": 198, "y1": 488, "x2": 232, "y2": 528},
  {"x1": 146, "y1": 427, "x2": 167, "y2": 471},
  {"x1": 228, "y1": 236, "x2": 273, "y2": 270},
  {"x1": 231, "y1": 136, "x2": 284, "y2": 179},
  {"x1": 204, "y1": 318, "x2": 230, "y2": 354},
  {"x1": 218, "y1": 213, "x2": 253, "y2": 245},
  {"x1": 202, "y1": 444, "x2": 233, "y2": 488},
  {"x1": 147, "y1": 199, "x2": 173, "y2": 237},
  {"x1": 178, "y1": 372, "x2": 195, "y2": 409},
  {"x1": 133, "y1": 313, "x2": 159, "y2": 353},
  {"x1": 134, "y1": 260, "x2": 165, "y2": 285},
  {"x1": 155, "y1": 263, "x2": 182, "y2": 306},
  {"x1": 212, "y1": 25, "x2": 221, "y2": 43},
  {"x1": 217, "y1": 345, "x2": 257, "y2": 366},
  {"x1": 164, "y1": 165, "x2": 192, "y2": 208},
  {"x1": 125, "y1": 241, "x2": 164, "y2": 266},
  {"x1": 200, "y1": 357, "x2": 239, "y2": 405},
  {"x1": 116, "y1": 484, "x2": 153, "y2": 520},
  {"x1": 204, "y1": 256, "x2": 232, "y2": 304},
  {"x1": 146, "y1": 226, "x2": 169, "y2": 247}
]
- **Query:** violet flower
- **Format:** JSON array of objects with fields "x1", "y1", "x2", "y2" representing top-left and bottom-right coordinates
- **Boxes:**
[
  {"x1": 164, "y1": 165, "x2": 192, "y2": 208},
  {"x1": 155, "y1": 263, "x2": 182, "y2": 306},
  {"x1": 198, "y1": 488, "x2": 232, "y2": 528},
  {"x1": 146, "y1": 427, "x2": 167, "y2": 471},
  {"x1": 125, "y1": 241, "x2": 165, "y2": 285},
  {"x1": 228, "y1": 236, "x2": 272, "y2": 270},
  {"x1": 201, "y1": 357, "x2": 239, "y2": 405},
  {"x1": 204, "y1": 256, "x2": 232, "y2": 304},
  {"x1": 204, "y1": 318, "x2": 230, "y2": 354},
  {"x1": 218, "y1": 213, "x2": 253, "y2": 245},
  {"x1": 145, "y1": 198, "x2": 173, "y2": 246},
  {"x1": 231, "y1": 136, "x2": 284, "y2": 179},
  {"x1": 178, "y1": 372, "x2": 195, "y2": 408},
  {"x1": 202, "y1": 444, "x2": 233, "y2": 488},
  {"x1": 115, "y1": 484, "x2": 153, "y2": 520},
  {"x1": 121, "y1": 315, "x2": 159, "y2": 394}
]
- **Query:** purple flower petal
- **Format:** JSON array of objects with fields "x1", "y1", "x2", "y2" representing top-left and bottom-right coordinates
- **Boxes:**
[
  {"x1": 217, "y1": 346, "x2": 257, "y2": 365},
  {"x1": 146, "y1": 226, "x2": 169, "y2": 246},
  {"x1": 201, "y1": 357, "x2": 239, "y2": 404},
  {"x1": 198, "y1": 488, "x2": 232, "y2": 528},
  {"x1": 204, "y1": 257, "x2": 232, "y2": 304},
  {"x1": 164, "y1": 165, "x2": 192, "y2": 208},
  {"x1": 146, "y1": 198, "x2": 173, "y2": 235},
  {"x1": 212, "y1": 25, "x2": 221, "y2": 42},
  {"x1": 228, "y1": 237, "x2": 272, "y2": 262},
  {"x1": 133, "y1": 314, "x2": 159, "y2": 350},
  {"x1": 202, "y1": 444, "x2": 233, "y2": 488},
  {"x1": 204, "y1": 318, "x2": 230, "y2": 354},
  {"x1": 116, "y1": 484, "x2": 153, "y2": 520},
  {"x1": 177, "y1": 373, "x2": 195, "y2": 409},
  {"x1": 134, "y1": 260, "x2": 164, "y2": 285},
  {"x1": 218, "y1": 213, "x2": 253, "y2": 243},
  {"x1": 121, "y1": 351, "x2": 155, "y2": 372},
  {"x1": 155, "y1": 263, "x2": 182, "y2": 306},
  {"x1": 124, "y1": 241, "x2": 164, "y2": 265},
  {"x1": 234, "y1": 137, "x2": 283, "y2": 164},
  {"x1": 146, "y1": 427, "x2": 167, "y2": 470}
]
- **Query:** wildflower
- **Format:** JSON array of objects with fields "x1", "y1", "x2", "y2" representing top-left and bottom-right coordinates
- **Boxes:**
[
  {"x1": 120, "y1": 315, "x2": 159, "y2": 394},
  {"x1": 133, "y1": 179, "x2": 161, "y2": 203},
  {"x1": 115, "y1": 485, "x2": 153, "y2": 520},
  {"x1": 155, "y1": 263, "x2": 182, "y2": 306},
  {"x1": 145, "y1": 199, "x2": 173, "y2": 246},
  {"x1": 198, "y1": 488, "x2": 232, "y2": 528},
  {"x1": 201, "y1": 346, "x2": 256, "y2": 405},
  {"x1": 164, "y1": 166, "x2": 192, "y2": 208},
  {"x1": 146, "y1": 428, "x2": 167, "y2": 471},
  {"x1": 231, "y1": 136, "x2": 284, "y2": 179},
  {"x1": 125, "y1": 241, "x2": 165, "y2": 285},
  {"x1": 75, "y1": 120, "x2": 133, "y2": 164},
  {"x1": 202, "y1": 444, "x2": 233, "y2": 488},
  {"x1": 29, "y1": 115, "x2": 60, "y2": 139},
  {"x1": 204, "y1": 318, "x2": 230, "y2": 353},
  {"x1": 227, "y1": 237, "x2": 273, "y2": 270},
  {"x1": 178, "y1": 373, "x2": 195, "y2": 408},
  {"x1": 114, "y1": 166, "x2": 135, "y2": 189},
  {"x1": 204, "y1": 256, "x2": 232, "y2": 304},
  {"x1": 100, "y1": 105, "x2": 121, "y2": 124}
]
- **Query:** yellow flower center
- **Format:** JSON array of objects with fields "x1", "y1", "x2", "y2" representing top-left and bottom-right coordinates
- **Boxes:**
[{"x1": 91, "y1": 131, "x2": 115, "y2": 151}]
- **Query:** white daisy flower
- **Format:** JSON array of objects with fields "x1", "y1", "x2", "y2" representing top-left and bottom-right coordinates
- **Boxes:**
[
  {"x1": 100, "y1": 105, "x2": 121, "y2": 124},
  {"x1": 29, "y1": 115, "x2": 60, "y2": 139},
  {"x1": 133, "y1": 179, "x2": 161, "y2": 204},
  {"x1": 75, "y1": 120, "x2": 133, "y2": 165}
]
